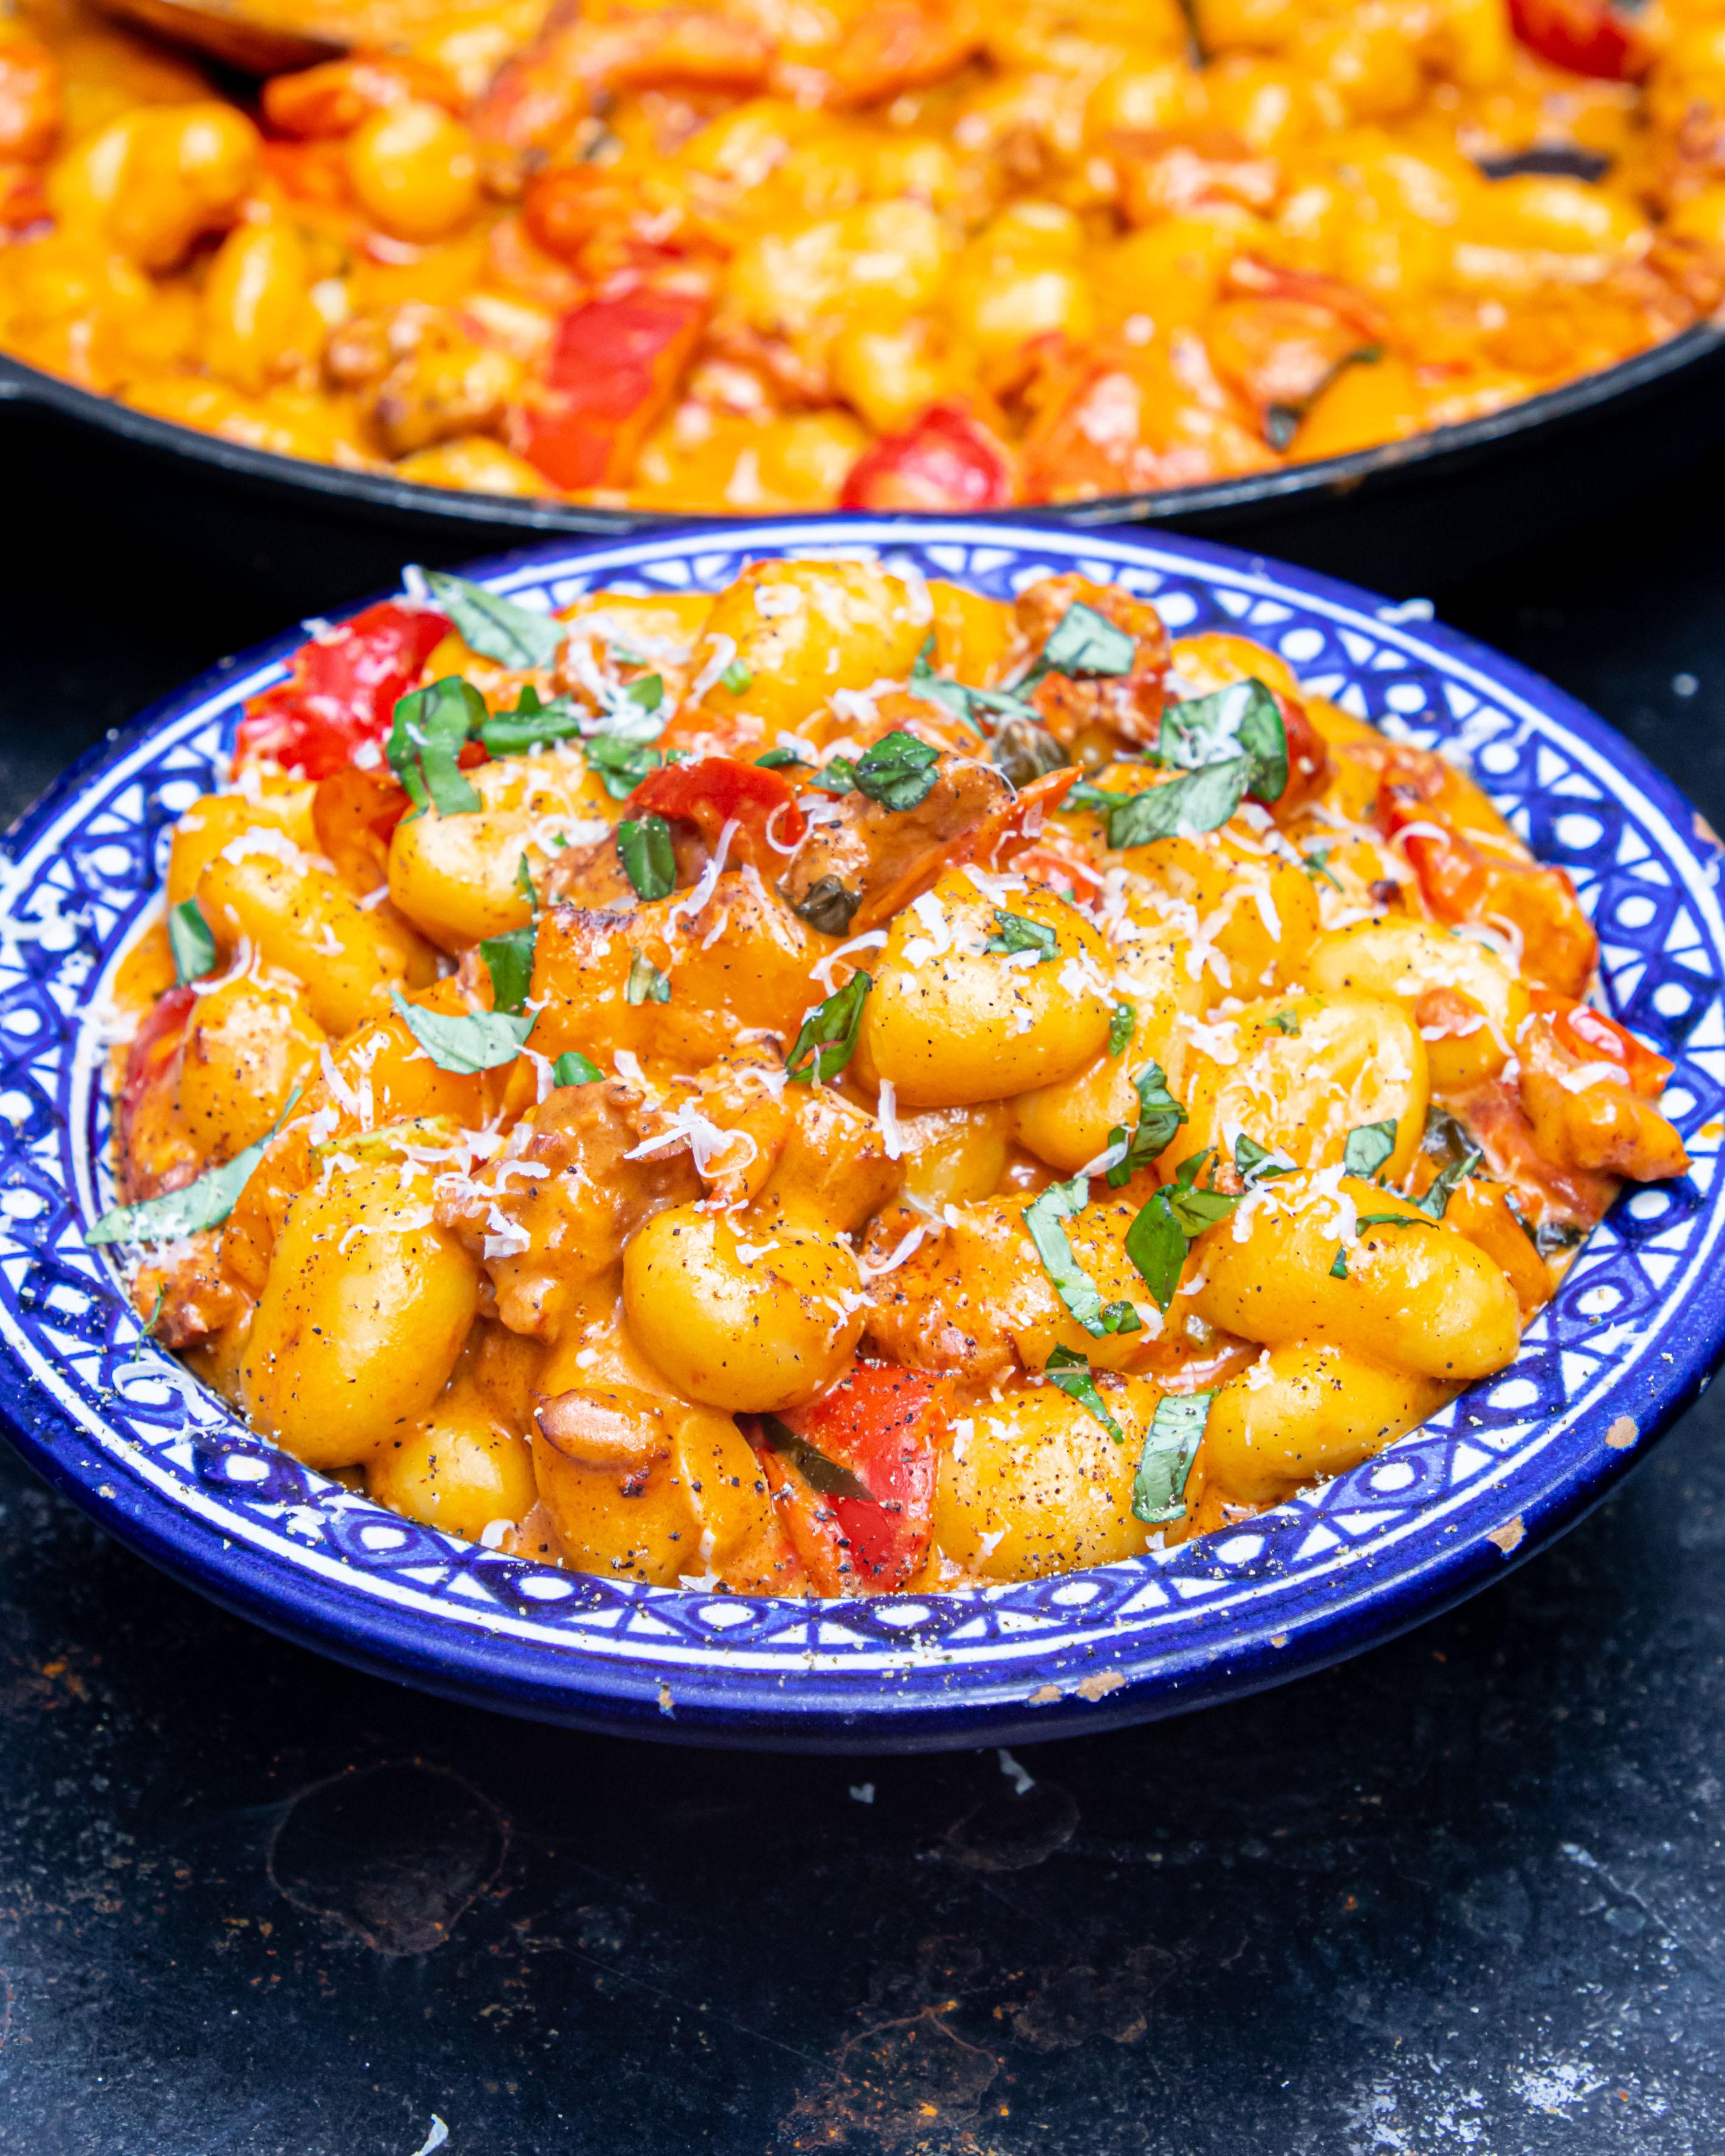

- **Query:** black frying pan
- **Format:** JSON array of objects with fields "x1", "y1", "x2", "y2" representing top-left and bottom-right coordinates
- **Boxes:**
[{"x1": 7, "y1": 321, "x2": 1723, "y2": 615}]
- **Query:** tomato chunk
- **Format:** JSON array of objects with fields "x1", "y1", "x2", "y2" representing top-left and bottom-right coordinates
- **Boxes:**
[
  {"x1": 840, "y1": 405, "x2": 1017, "y2": 512},
  {"x1": 513, "y1": 288, "x2": 708, "y2": 492},
  {"x1": 753, "y1": 1364, "x2": 943, "y2": 1595},
  {"x1": 1508, "y1": 0, "x2": 1648, "y2": 79},
  {"x1": 625, "y1": 755, "x2": 806, "y2": 865},
  {"x1": 235, "y1": 602, "x2": 450, "y2": 780}
]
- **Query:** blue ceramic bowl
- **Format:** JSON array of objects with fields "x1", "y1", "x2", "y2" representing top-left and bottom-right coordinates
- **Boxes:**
[{"x1": 2, "y1": 518, "x2": 1721, "y2": 1753}]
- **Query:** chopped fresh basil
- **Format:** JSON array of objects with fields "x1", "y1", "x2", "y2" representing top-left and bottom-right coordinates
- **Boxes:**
[
  {"x1": 1023, "y1": 1174, "x2": 1141, "y2": 1340},
  {"x1": 984, "y1": 909, "x2": 1060, "y2": 963},
  {"x1": 388, "y1": 676, "x2": 485, "y2": 818},
  {"x1": 1413, "y1": 1146, "x2": 1483, "y2": 1220},
  {"x1": 756, "y1": 1414, "x2": 872, "y2": 1501},
  {"x1": 1105, "y1": 1063, "x2": 1187, "y2": 1188},
  {"x1": 1123, "y1": 1149, "x2": 1241, "y2": 1309},
  {"x1": 391, "y1": 990, "x2": 532, "y2": 1073},
  {"x1": 789, "y1": 877, "x2": 861, "y2": 936},
  {"x1": 719, "y1": 659, "x2": 753, "y2": 695},
  {"x1": 1330, "y1": 1247, "x2": 1348, "y2": 1279},
  {"x1": 1233, "y1": 1132, "x2": 1293, "y2": 1184},
  {"x1": 1018, "y1": 601, "x2": 1136, "y2": 692},
  {"x1": 628, "y1": 673, "x2": 664, "y2": 714},
  {"x1": 480, "y1": 924, "x2": 536, "y2": 1016},
  {"x1": 88, "y1": 1085, "x2": 303, "y2": 1247},
  {"x1": 989, "y1": 716, "x2": 1068, "y2": 789},
  {"x1": 1268, "y1": 1008, "x2": 1301, "y2": 1036},
  {"x1": 421, "y1": 567, "x2": 565, "y2": 670},
  {"x1": 809, "y1": 757, "x2": 858, "y2": 797},
  {"x1": 608, "y1": 642, "x2": 648, "y2": 669},
  {"x1": 1354, "y1": 1211, "x2": 1430, "y2": 1231},
  {"x1": 786, "y1": 973, "x2": 870, "y2": 1086},
  {"x1": 477, "y1": 683, "x2": 584, "y2": 757},
  {"x1": 586, "y1": 733, "x2": 664, "y2": 803},
  {"x1": 908, "y1": 636, "x2": 1020, "y2": 732},
  {"x1": 516, "y1": 853, "x2": 538, "y2": 911},
  {"x1": 617, "y1": 815, "x2": 676, "y2": 902},
  {"x1": 168, "y1": 900, "x2": 215, "y2": 985},
  {"x1": 1303, "y1": 847, "x2": 1343, "y2": 891},
  {"x1": 1108, "y1": 1001, "x2": 1136, "y2": 1058},
  {"x1": 551, "y1": 1049, "x2": 603, "y2": 1086},
  {"x1": 1132, "y1": 1391, "x2": 1212, "y2": 1524},
  {"x1": 754, "y1": 747, "x2": 809, "y2": 771},
  {"x1": 1157, "y1": 677, "x2": 1288, "y2": 805},
  {"x1": 1083, "y1": 755, "x2": 1257, "y2": 849},
  {"x1": 1045, "y1": 1344, "x2": 1126, "y2": 1444},
  {"x1": 625, "y1": 954, "x2": 671, "y2": 1006},
  {"x1": 1342, "y1": 1120, "x2": 1399, "y2": 1179},
  {"x1": 852, "y1": 731, "x2": 941, "y2": 813}
]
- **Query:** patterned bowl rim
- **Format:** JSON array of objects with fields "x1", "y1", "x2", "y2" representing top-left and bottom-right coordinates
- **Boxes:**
[{"x1": 1, "y1": 513, "x2": 1720, "y2": 1755}]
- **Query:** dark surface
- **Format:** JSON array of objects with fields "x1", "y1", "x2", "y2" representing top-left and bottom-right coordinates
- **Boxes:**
[{"x1": 2, "y1": 470, "x2": 1724, "y2": 2156}]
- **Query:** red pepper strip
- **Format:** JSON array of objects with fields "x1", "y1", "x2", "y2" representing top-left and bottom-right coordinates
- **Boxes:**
[
  {"x1": 1531, "y1": 987, "x2": 1672, "y2": 1098},
  {"x1": 117, "y1": 983, "x2": 194, "y2": 1165},
  {"x1": 1508, "y1": 0, "x2": 1648, "y2": 79},
  {"x1": 849, "y1": 767, "x2": 1079, "y2": 933},
  {"x1": 840, "y1": 403, "x2": 1017, "y2": 512},
  {"x1": 624, "y1": 755, "x2": 806, "y2": 866},
  {"x1": 235, "y1": 602, "x2": 451, "y2": 781},
  {"x1": 1272, "y1": 690, "x2": 1331, "y2": 813},
  {"x1": 513, "y1": 287, "x2": 708, "y2": 491},
  {"x1": 755, "y1": 1364, "x2": 942, "y2": 1595}
]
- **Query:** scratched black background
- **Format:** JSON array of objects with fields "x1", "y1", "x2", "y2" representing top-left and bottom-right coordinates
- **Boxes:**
[{"x1": 1, "y1": 471, "x2": 1723, "y2": 2156}]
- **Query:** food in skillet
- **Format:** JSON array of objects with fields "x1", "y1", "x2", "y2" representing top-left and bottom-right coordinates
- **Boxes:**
[
  {"x1": 97, "y1": 556, "x2": 1687, "y2": 1594},
  {"x1": 5, "y1": 0, "x2": 1725, "y2": 510}
]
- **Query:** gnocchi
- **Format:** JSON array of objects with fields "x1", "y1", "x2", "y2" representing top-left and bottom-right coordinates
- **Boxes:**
[{"x1": 100, "y1": 555, "x2": 1687, "y2": 1596}]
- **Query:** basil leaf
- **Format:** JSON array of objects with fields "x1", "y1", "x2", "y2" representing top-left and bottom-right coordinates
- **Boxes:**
[
  {"x1": 421, "y1": 567, "x2": 564, "y2": 670},
  {"x1": 168, "y1": 899, "x2": 215, "y2": 984},
  {"x1": 618, "y1": 815, "x2": 676, "y2": 902},
  {"x1": 754, "y1": 748, "x2": 808, "y2": 771},
  {"x1": 1330, "y1": 1247, "x2": 1348, "y2": 1279},
  {"x1": 391, "y1": 989, "x2": 532, "y2": 1073},
  {"x1": 608, "y1": 642, "x2": 648, "y2": 668},
  {"x1": 388, "y1": 676, "x2": 484, "y2": 818},
  {"x1": 757, "y1": 1414, "x2": 872, "y2": 1502},
  {"x1": 627, "y1": 674, "x2": 664, "y2": 714},
  {"x1": 1105, "y1": 1062, "x2": 1187, "y2": 1188},
  {"x1": 1354, "y1": 1211, "x2": 1430, "y2": 1231},
  {"x1": 1342, "y1": 1120, "x2": 1398, "y2": 1179},
  {"x1": 586, "y1": 734, "x2": 664, "y2": 803},
  {"x1": 1157, "y1": 677, "x2": 1287, "y2": 804},
  {"x1": 786, "y1": 973, "x2": 870, "y2": 1086},
  {"x1": 551, "y1": 1049, "x2": 603, "y2": 1086},
  {"x1": 853, "y1": 731, "x2": 941, "y2": 813},
  {"x1": 984, "y1": 909, "x2": 1060, "y2": 963},
  {"x1": 1045, "y1": 1344, "x2": 1126, "y2": 1444},
  {"x1": 1099, "y1": 756, "x2": 1255, "y2": 848},
  {"x1": 1132, "y1": 1392, "x2": 1212, "y2": 1524},
  {"x1": 1303, "y1": 847, "x2": 1343, "y2": 892},
  {"x1": 719, "y1": 659, "x2": 753, "y2": 695},
  {"x1": 480, "y1": 923, "x2": 536, "y2": 1016},
  {"x1": 1108, "y1": 1001, "x2": 1136, "y2": 1057},
  {"x1": 1268, "y1": 1009, "x2": 1301, "y2": 1036},
  {"x1": 626, "y1": 954, "x2": 671, "y2": 1005},
  {"x1": 1024, "y1": 1174, "x2": 1142, "y2": 1340},
  {"x1": 809, "y1": 757, "x2": 857, "y2": 797},
  {"x1": 516, "y1": 854, "x2": 538, "y2": 911},
  {"x1": 908, "y1": 637, "x2": 1020, "y2": 732},
  {"x1": 789, "y1": 877, "x2": 862, "y2": 937},
  {"x1": 88, "y1": 1085, "x2": 303, "y2": 1247},
  {"x1": 479, "y1": 685, "x2": 584, "y2": 757},
  {"x1": 1414, "y1": 1147, "x2": 1482, "y2": 1220},
  {"x1": 1020, "y1": 601, "x2": 1136, "y2": 691},
  {"x1": 1233, "y1": 1132, "x2": 1292, "y2": 1184},
  {"x1": 1123, "y1": 1188, "x2": 1187, "y2": 1310}
]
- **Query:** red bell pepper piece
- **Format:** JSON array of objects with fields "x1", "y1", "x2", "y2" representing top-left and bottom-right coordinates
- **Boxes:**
[
  {"x1": 1531, "y1": 988, "x2": 1672, "y2": 1098},
  {"x1": 235, "y1": 602, "x2": 450, "y2": 780},
  {"x1": 840, "y1": 405, "x2": 1017, "y2": 512},
  {"x1": 624, "y1": 755, "x2": 806, "y2": 864},
  {"x1": 513, "y1": 287, "x2": 708, "y2": 492},
  {"x1": 754, "y1": 1364, "x2": 943, "y2": 1595},
  {"x1": 1508, "y1": 0, "x2": 1648, "y2": 79}
]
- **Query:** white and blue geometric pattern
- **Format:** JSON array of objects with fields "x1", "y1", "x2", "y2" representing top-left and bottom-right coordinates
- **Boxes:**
[{"x1": 1, "y1": 517, "x2": 1720, "y2": 1752}]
